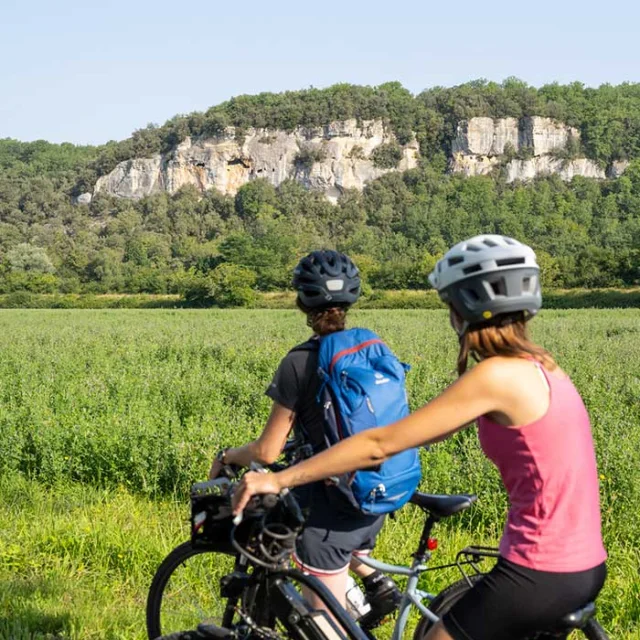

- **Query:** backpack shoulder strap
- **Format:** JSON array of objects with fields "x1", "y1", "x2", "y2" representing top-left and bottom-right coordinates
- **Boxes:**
[{"x1": 289, "y1": 337, "x2": 320, "y2": 354}]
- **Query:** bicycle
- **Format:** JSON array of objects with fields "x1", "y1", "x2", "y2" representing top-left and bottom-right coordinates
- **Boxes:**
[
  {"x1": 357, "y1": 492, "x2": 608, "y2": 640},
  {"x1": 147, "y1": 461, "x2": 608, "y2": 640}
]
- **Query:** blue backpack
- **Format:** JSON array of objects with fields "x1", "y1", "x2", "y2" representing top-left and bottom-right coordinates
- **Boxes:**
[{"x1": 313, "y1": 328, "x2": 422, "y2": 515}]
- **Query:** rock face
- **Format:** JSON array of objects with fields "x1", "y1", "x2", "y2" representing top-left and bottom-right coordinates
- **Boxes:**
[
  {"x1": 93, "y1": 116, "x2": 629, "y2": 203},
  {"x1": 73, "y1": 192, "x2": 93, "y2": 205},
  {"x1": 608, "y1": 160, "x2": 631, "y2": 179},
  {"x1": 450, "y1": 116, "x2": 607, "y2": 182},
  {"x1": 94, "y1": 120, "x2": 419, "y2": 203},
  {"x1": 452, "y1": 116, "x2": 579, "y2": 158},
  {"x1": 505, "y1": 158, "x2": 606, "y2": 182},
  {"x1": 452, "y1": 117, "x2": 520, "y2": 156}
]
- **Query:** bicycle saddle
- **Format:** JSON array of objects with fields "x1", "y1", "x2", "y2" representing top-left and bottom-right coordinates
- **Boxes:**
[
  {"x1": 409, "y1": 492, "x2": 477, "y2": 518},
  {"x1": 559, "y1": 601, "x2": 595, "y2": 629}
]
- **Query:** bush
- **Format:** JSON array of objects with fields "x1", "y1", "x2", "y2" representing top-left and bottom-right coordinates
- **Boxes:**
[
  {"x1": 183, "y1": 263, "x2": 257, "y2": 307},
  {"x1": 371, "y1": 142, "x2": 403, "y2": 169},
  {"x1": 6, "y1": 243, "x2": 55, "y2": 273},
  {"x1": 294, "y1": 144, "x2": 327, "y2": 171},
  {"x1": 235, "y1": 180, "x2": 278, "y2": 220},
  {"x1": 0, "y1": 292, "x2": 38, "y2": 308},
  {"x1": 0, "y1": 272, "x2": 59, "y2": 293},
  {"x1": 0, "y1": 294, "x2": 183, "y2": 309},
  {"x1": 347, "y1": 145, "x2": 366, "y2": 160}
]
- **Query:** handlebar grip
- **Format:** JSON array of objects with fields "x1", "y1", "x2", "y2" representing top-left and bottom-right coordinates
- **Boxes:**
[{"x1": 233, "y1": 492, "x2": 280, "y2": 525}]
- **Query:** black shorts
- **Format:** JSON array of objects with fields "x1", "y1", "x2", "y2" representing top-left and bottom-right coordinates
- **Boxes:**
[
  {"x1": 292, "y1": 483, "x2": 385, "y2": 575},
  {"x1": 442, "y1": 557, "x2": 607, "y2": 640}
]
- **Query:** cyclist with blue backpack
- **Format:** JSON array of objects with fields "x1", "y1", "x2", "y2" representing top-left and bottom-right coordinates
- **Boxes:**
[
  {"x1": 209, "y1": 250, "x2": 421, "y2": 628},
  {"x1": 233, "y1": 236, "x2": 607, "y2": 640}
]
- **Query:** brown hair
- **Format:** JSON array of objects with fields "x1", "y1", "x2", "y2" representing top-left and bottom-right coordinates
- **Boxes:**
[
  {"x1": 457, "y1": 312, "x2": 555, "y2": 376},
  {"x1": 296, "y1": 299, "x2": 348, "y2": 336}
]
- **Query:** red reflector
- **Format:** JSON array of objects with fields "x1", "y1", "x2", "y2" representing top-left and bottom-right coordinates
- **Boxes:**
[{"x1": 427, "y1": 538, "x2": 438, "y2": 550}]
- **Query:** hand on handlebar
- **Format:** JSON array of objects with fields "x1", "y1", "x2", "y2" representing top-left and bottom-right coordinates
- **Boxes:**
[{"x1": 232, "y1": 470, "x2": 283, "y2": 517}]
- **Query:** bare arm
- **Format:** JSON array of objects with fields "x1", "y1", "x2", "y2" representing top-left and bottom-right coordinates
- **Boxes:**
[
  {"x1": 277, "y1": 368, "x2": 495, "y2": 486},
  {"x1": 232, "y1": 359, "x2": 510, "y2": 512},
  {"x1": 209, "y1": 402, "x2": 295, "y2": 478}
]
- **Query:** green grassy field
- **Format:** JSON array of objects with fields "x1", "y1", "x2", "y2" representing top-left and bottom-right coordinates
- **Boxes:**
[{"x1": 0, "y1": 309, "x2": 639, "y2": 639}]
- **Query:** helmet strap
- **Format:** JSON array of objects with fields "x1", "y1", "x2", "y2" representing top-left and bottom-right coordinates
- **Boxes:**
[{"x1": 451, "y1": 314, "x2": 469, "y2": 339}]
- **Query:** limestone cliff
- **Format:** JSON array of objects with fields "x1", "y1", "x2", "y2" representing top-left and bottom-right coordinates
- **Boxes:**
[
  {"x1": 450, "y1": 116, "x2": 605, "y2": 181},
  {"x1": 94, "y1": 120, "x2": 419, "y2": 203},
  {"x1": 91, "y1": 116, "x2": 628, "y2": 204}
]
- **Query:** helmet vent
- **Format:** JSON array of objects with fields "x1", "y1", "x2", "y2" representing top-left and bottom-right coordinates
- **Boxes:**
[
  {"x1": 483, "y1": 238, "x2": 499, "y2": 247},
  {"x1": 462, "y1": 264, "x2": 482, "y2": 275},
  {"x1": 490, "y1": 280, "x2": 506, "y2": 296},
  {"x1": 496, "y1": 257, "x2": 526, "y2": 267},
  {"x1": 522, "y1": 276, "x2": 532, "y2": 292},
  {"x1": 466, "y1": 244, "x2": 482, "y2": 252},
  {"x1": 462, "y1": 288, "x2": 480, "y2": 303},
  {"x1": 448, "y1": 256, "x2": 464, "y2": 266}
]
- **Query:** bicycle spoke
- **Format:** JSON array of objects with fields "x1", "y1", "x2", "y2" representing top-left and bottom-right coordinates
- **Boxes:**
[{"x1": 159, "y1": 551, "x2": 236, "y2": 633}]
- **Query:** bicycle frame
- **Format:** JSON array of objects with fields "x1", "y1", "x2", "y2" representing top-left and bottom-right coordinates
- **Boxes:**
[
  {"x1": 356, "y1": 505, "x2": 497, "y2": 640},
  {"x1": 358, "y1": 554, "x2": 438, "y2": 640},
  {"x1": 358, "y1": 545, "x2": 499, "y2": 639},
  {"x1": 275, "y1": 568, "x2": 369, "y2": 640}
]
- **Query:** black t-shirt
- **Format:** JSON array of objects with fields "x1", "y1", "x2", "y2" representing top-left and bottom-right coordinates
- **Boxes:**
[{"x1": 265, "y1": 337, "x2": 326, "y2": 453}]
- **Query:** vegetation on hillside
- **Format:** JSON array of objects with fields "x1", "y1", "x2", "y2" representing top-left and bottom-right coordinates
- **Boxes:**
[
  {"x1": 81, "y1": 79, "x2": 640, "y2": 182},
  {"x1": 1, "y1": 80, "x2": 640, "y2": 300}
]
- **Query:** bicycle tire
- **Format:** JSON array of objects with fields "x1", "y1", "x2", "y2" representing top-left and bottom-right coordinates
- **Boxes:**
[
  {"x1": 146, "y1": 541, "x2": 238, "y2": 640},
  {"x1": 413, "y1": 577, "x2": 609, "y2": 640},
  {"x1": 413, "y1": 576, "x2": 482, "y2": 639}
]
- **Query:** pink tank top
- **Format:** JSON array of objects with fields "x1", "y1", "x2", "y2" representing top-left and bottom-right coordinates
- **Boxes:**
[{"x1": 478, "y1": 362, "x2": 607, "y2": 572}]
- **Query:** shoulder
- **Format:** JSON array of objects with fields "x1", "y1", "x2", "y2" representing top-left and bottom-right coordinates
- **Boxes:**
[
  {"x1": 289, "y1": 337, "x2": 320, "y2": 353},
  {"x1": 468, "y1": 357, "x2": 538, "y2": 390},
  {"x1": 286, "y1": 338, "x2": 318, "y2": 359},
  {"x1": 278, "y1": 339, "x2": 319, "y2": 371}
]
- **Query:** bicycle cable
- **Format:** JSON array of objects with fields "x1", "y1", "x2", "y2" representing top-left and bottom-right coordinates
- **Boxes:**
[{"x1": 230, "y1": 520, "x2": 298, "y2": 569}]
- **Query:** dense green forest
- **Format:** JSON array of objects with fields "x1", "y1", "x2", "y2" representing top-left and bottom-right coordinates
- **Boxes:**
[{"x1": 1, "y1": 79, "x2": 639, "y2": 301}]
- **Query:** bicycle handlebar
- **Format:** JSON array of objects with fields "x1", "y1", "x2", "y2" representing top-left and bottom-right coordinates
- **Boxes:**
[
  {"x1": 229, "y1": 474, "x2": 305, "y2": 568},
  {"x1": 232, "y1": 462, "x2": 301, "y2": 525}
]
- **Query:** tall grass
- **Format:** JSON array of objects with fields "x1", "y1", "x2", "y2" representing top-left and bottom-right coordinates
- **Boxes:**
[{"x1": 0, "y1": 309, "x2": 638, "y2": 637}]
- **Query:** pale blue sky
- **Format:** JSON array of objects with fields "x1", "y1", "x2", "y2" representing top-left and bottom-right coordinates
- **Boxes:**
[{"x1": 1, "y1": 0, "x2": 638, "y2": 145}]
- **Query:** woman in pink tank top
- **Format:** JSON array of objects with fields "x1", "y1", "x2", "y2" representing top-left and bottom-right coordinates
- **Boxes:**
[{"x1": 234, "y1": 235, "x2": 607, "y2": 640}]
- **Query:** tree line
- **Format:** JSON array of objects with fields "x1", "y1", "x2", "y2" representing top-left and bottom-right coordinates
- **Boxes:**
[{"x1": 1, "y1": 79, "x2": 639, "y2": 301}]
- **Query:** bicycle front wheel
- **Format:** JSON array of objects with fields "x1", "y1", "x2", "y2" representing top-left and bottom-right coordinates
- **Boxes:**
[
  {"x1": 146, "y1": 541, "x2": 239, "y2": 640},
  {"x1": 413, "y1": 577, "x2": 609, "y2": 640}
]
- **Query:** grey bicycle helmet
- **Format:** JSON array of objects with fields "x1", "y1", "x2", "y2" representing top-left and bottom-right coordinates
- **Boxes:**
[
  {"x1": 428, "y1": 235, "x2": 542, "y2": 330},
  {"x1": 293, "y1": 250, "x2": 361, "y2": 309}
]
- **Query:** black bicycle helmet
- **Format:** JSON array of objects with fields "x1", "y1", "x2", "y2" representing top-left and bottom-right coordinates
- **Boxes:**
[{"x1": 293, "y1": 250, "x2": 361, "y2": 309}]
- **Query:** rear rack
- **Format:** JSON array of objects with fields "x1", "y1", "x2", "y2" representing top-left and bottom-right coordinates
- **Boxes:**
[{"x1": 455, "y1": 546, "x2": 500, "y2": 587}]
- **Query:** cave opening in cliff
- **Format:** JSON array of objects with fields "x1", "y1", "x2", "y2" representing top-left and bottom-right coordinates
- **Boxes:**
[{"x1": 227, "y1": 158, "x2": 250, "y2": 169}]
